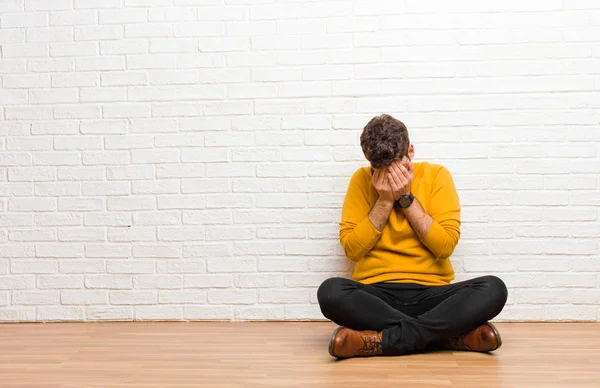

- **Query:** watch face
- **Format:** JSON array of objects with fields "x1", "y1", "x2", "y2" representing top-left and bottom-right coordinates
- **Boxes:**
[{"x1": 399, "y1": 195, "x2": 413, "y2": 208}]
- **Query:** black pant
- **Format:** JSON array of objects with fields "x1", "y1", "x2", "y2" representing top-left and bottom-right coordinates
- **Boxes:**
[{"x1": 317, "y1": 275, "x2": 508, "y2": 356}]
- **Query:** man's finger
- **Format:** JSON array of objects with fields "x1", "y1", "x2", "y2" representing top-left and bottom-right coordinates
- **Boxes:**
[
  {"x1": 387, "y1": 173, "x2": 400, "y2": 194},
  {"x1": 398, "y1": 163, "x2": 411, "y2": 180},
  {"x1": 388, "y1": 166, "x2": 402, "y2": 186}
]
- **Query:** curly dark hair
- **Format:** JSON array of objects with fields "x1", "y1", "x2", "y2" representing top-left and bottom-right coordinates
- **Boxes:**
[{"x1": 360, "y1": 114, "x2": 410, "y2": 169}]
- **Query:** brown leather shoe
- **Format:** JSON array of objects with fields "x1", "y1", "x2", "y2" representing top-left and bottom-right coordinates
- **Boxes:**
[
  {"x1": 440, "y1": 322, "x2": 502, "y2": 352},
  {"x1": 328, "y1": 327, "x2": 384, "y2": 359}
]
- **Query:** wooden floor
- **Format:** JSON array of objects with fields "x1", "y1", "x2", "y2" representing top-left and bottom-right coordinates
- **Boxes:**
[{"x1": 1, "y1": 323, "x2": 599, "y2": 388}]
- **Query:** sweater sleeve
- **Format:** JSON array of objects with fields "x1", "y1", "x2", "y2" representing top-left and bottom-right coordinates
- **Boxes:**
[
  {"x1": 420, "y1": 166, "x2": 461, "y2": 260},
  {"x1": 339, "y1": 168, "x2": 382, "y2": 263}
]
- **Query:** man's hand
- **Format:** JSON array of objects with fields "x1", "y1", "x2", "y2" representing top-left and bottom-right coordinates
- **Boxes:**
[
  {"x1": 368, "y1": 168, "x2": 395, "y2": 231},
  {"x1": 388, "y1": 157, "x2": 414, "y2": 199},
  {"x1": 371, "y1": 168, "x2": 395, "y2": 204}
]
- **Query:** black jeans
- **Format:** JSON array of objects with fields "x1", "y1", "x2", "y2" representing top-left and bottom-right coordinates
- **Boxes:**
[{"x1": 317, "y1": 275, "x2": 508, "y2": 356}]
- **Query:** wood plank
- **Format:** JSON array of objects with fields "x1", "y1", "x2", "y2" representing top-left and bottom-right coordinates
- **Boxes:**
[{"x1": 1, "y1": 322, "x2": 599, "y2": 387}]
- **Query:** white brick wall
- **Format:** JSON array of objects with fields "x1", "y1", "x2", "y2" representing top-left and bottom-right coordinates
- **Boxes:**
[{"x1": 0, "y1": 0, "x2": 599, "y2": 323}]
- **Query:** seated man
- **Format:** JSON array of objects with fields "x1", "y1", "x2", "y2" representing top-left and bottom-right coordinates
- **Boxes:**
[{"x1": 317, "y1": 114, "x2": 508, "y2": 359}]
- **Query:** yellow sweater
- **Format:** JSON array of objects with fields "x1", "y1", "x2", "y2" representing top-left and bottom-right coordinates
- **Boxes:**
[{"x1": 339, "y1": 162, "x2": 461, "y2": 286}]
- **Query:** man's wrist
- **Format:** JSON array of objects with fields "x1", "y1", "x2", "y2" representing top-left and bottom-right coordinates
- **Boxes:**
[{"x1": 376, "y1": 198, "x2": 395, "y2": 209}]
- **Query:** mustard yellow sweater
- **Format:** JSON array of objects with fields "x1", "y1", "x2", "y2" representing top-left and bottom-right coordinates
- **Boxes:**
[{"x1": 339, "y1": 162, "x2": 461, "y2": 286}]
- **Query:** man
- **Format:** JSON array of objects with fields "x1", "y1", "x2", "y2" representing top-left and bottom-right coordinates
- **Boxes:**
[{"x1": 317, "y1": 114, "x2": 508, "y2": 359}]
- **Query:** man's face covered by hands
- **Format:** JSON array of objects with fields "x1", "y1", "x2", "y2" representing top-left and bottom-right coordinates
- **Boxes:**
[{"x1": 370, "y1": 155, "x2": 414, "y2": 200}]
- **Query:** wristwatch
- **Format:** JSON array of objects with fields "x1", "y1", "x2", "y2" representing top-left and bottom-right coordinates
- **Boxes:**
[{"x1": 395, "y1": 193, "x2": 415, "y2": 208}]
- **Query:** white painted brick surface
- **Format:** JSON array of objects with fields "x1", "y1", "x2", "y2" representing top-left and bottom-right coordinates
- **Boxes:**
[{"x1": 1, "y1": 2, "x2": 599, "y2": 323}]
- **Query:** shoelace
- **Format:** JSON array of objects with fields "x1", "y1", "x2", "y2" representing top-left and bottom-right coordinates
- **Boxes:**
[
  {"x1": 360, "y1": 335, "x2": 382, "y2": 355},
  {"x1": 447, "y1": 336, "x2": 468, "y2": 350}
]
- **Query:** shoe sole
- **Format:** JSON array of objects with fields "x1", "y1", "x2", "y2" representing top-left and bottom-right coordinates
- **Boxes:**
[
  {"x1": 486, "y1": 322, "x2": 502, "y2": 351},
  {"x1": 328, "y1": 327, "x2": 345, "y2": 358}
]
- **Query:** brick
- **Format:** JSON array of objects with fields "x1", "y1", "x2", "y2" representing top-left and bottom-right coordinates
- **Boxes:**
[
  {"x1": 205, "y1": 195, "x2": 252, "y2": 209},
  {"x1": 0, "y1": 215, "x2": 34, "y2": 228},
  {"x1": 84, "y1": 213, "x2": 132, "y2": 227},
  {"x1": 76, "y1": 56, "x2": 125, "y2": 71},
  {"x1": 99, "y1": 9, "x2": 147, "y2": 24},
  {"x1": 85, "y1": 275, "x2": 132, "y2": 289},
  {"x1": 58, "y1": 228, "x2": 104, "y2": 242},
  {"x1": 285, "y1": 241, "x2": 336, "y2": 256},
  {"x1": 132, "y1": 243, "x2": 181, "y2": 258},
  {"x1": 132, "y1": 180, "x2": 179, "y2": 195},
  {"x1": 234, "y1": 241, "x2": 284, "y2": 255},
  {"x1": 0, "y1": 276, "x2": 36, "y2": 290},
  {"x1": 208, "y1": 289, "x2": 256, "y2": 305},
  {"x1": 87, "y1": 307, "x2": 134, "y2": 321},
  {"x1": 107, "y1": 260, "x2": 155, "y2": 274},
  {"x1": 57, "y1": 197, "x2": 103, "y2": 212},
  {"x1": 37, "y1": 275, "x2": 84, "y2": 289},
  {"x1": 1, "y1": 43, "x2": 48, "y2": 58},
  {"x1": 198, "y1": 37, "x2": 249, "y2": 52},
  {"x1": 32, "y1": 121, "x2": 79, "y2": 135},
  {"x1": 9, "y1": 229, "x2": 56, "y2": 243},
  {"x1": 259, "y1": 289, "x2": 310, "y2": 304},
  {"x1": 54, "y1": 104, "x2": 103, "y2": 119},
  {"x1": 61, "y1": 290, "x2": 108, "y2": 305},
  {"x1": 256, "y1": 163, "x2": 306, "y2": 178},
  {"x1": 152, "y1": 102, "x2": 202, "y2": 117},
  {"x1": 131, "y1": 150, "x2": 179, "y2": 164},
  {"x1": 184, "y1": 274, "x2": 232, "y2": 288},
  {"x1": 58, "y1": 167, "x2": 104, "y2": 181},
  {"x1": 205, "y1": 257, "x2": 255, "y2": 273},
  {"x1": 204, "y1": 163, "x2": 252, "y2": 178},
  {"x1": 110, "y1": 291, "x2": 157, "y2": 305},
  {"x1": 50, "y1": 10, "x2": 95, "y2": 26},
  {"x1": 0, "y1": 183, "x2": 34, "y2": 197},
  {"x1": 126, "y1": 23, "x2": 172, "y2": 38},
  {"x1": 231, "y1": 179, "x2": 282, "y2": 193},
  {"x1": 59, "y1": 259, "x2": 105, "y2": 274},
  {"x1": 11, "y1": 259, "x2": 58, "y2": 273},
  {"x1": 234, "y1": 274, "x2": 284, "y2": 289},
  {"x1": 0, "y1": 152, "x2": 32, "y2": 166},
  {"x1": 149, "y1": 7, "x2": 197, "y2": 21},
  {"x1": 107, "y1": 227, "x2": 156, "y2": 242},
  {"x1": 256, "y1": 194, "x2": 306, "y2": 208},
  {"x1": 37, "y1": 307, "x2": 85, "y2": 321},
  {"x1": 133, "y1": 211, "x2": 180, "y2": 226},
  {"x1": 12, "y1": 290, "x2": 59, "y2": 305},
  {"x1": 127, "y1": 54, "x2": 176, "y2": 70},
  {"x1": 106, "y1": 166, "x2": 155, "y2": 180},
  {"x1": 157, "y1": 164, "x2": 205, "y2": 179},
  {"x1": 50, "y1": 42, "x2": 98, "y2": 57},
  {"x1": 284, "y1": 305, "x2": 324, "y2": 320},
  {"x1": 1, "y1": 12, "x2": 47, "y2": 28},
  {"x1": 157, "y1": 259, "x2": 206, "y2": 274},
  {"x1": 184, "y1": 305, "x2": 233, "y2": 320},
  {"x1": 36, "y1": 213, "x2": 82, "y2": 226},
  {"x1": 9, "y1": 197, "x2": 56, "y2": 212},
  {"x1": 0, "y1": 122, "x2": 30, "y2": 136},
  {"x1": 129, "y1": 119, "x2": 177, "y2": 134},
  {"x1": 134, "y1": 275, "x2": 183, "y2": 289},
  {"x1": 159, "y1": 290, "x2": 206, "y2": 304},
  {"x1": 154, "y1": 134, "x2": 204, "y2": 148},
  {"x1": 6, "y1": 107, "x2": 53, "y2": 120},
  {"x1": 135, "y1": 306, "x2": 183, "y2": 320},
  {"x1": 104, "y1": 136, "x2": 152, "y2": 151},
  {"x1": 28, "y1": 58, "x2": 74, "y2": 72},
  {"x1": 157, "y1": 227, "x2": 204, "y2": 242},
  {"x1": 75, "y1": 25, "x2": 123, "y2": 41},
  {"x1": 174, "y1": 22, "x2": 222, "y2": 37},
  {"x1": 236, "y1": 306, "x2": 284, "y2": 320},
  {"x1": 0, "y1": 89, "x2": 28, "y2": 105},
  {"x1": 156, "y1": 195, "x2": 204, "y2": 210}
]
